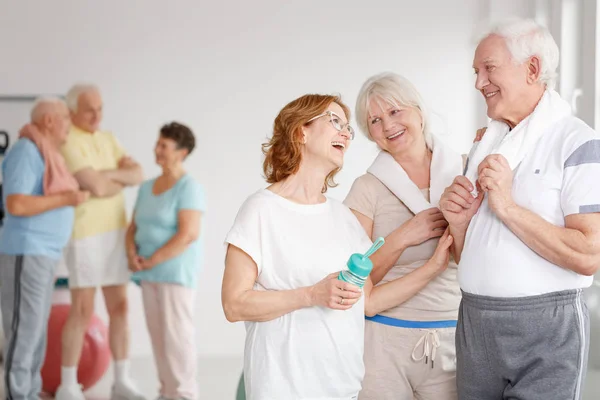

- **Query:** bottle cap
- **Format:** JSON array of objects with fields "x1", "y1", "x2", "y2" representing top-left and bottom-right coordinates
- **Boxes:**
[{"x1": 346, "y1": 237, "x2": 385, "y2": 278}]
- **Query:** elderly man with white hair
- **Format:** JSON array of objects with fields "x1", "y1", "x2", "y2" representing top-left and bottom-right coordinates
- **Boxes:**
[
  {"x1": 55, "y1": 84, "x2": 145, "y2": 400},
  {"x1": 440, "y1": 18, "x2": 600, "y2": 399},
  {"x1": 0, "y1": 97, "x2": 89, "y2": 400}
]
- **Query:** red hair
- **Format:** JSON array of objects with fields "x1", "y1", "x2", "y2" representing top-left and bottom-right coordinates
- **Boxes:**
[{"x1": 262, "y1": 94, "x2": 350, "y2": 193}]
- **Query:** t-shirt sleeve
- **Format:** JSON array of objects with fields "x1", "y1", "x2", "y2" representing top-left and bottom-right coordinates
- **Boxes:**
[
  {"x1": 224, "y1": 196, "x2": 263, "y2": 272},
  {"x1": 355, "y1": 217, "x2": 374, "y2": 250},
  {"x1": 2, "y1": 141, "x2": 44, "y2": 196},
  {"x1": 61, "y1": 140, "x2": 91, "y2": 173},
  {"x1": 343, "y1": 175, "x2": 377, "y2": 220},
  {"x1": 178, "y1": 179, "x2": 207, "y2": 212},
  {"x1": 561, "y1": 138, "x2": 600, "y2": 216}
]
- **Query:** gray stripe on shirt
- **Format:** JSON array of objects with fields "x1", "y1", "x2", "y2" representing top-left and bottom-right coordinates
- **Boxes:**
[{"x1": 564, "y1": 140, "x2": 600, "y2": 168}]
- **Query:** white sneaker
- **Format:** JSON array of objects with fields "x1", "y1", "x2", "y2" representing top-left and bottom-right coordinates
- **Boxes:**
[
  {"x1": 111, "y1": 381, "x2": 146, "y2": 400},
  {"x1": 54, "y1": 384, "x2": 86, "y2": 400}
]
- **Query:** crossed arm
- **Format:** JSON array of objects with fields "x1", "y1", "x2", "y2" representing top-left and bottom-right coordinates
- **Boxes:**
[{"x1": 74, "y1": 156, "x2": 143, "y2": 198}]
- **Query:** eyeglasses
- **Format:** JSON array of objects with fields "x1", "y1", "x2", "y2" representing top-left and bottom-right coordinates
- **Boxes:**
[{"x1": 307, "y1": 111, "x2": 355, "y2": 140}]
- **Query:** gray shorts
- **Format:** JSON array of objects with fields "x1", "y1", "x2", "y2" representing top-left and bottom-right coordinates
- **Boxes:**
[{"x1": 456, "y1": 289, "x2": 589, "y2": 400}]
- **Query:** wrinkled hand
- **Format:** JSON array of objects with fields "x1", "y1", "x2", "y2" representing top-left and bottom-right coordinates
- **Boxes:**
[
  {"x1": 399, "y1": 208, "x2": 448, "y2": 247},
  {"x1": 474, "y1": 127, "x2": 487, "y2": 143},
  {"x1": 118, "y1": 156, "x2": 137, "y2": 169},
  {"x1": 440, "y1": 176, "x2": 484, "y2": 229},
  {"x1": 424, "y1": 228, "x2": 454, "y2": 273},
  {"x1": 127, "y1": 252, "x2": 144, "y2": 272},
  {"x1": 308, "y1": 272, "x2": 362, "y2": 310},
  {"x1": 65, "y1": 190, "x2": 90, "y2": 206},
  {"x1": 139, "y1": 257, "x2": 156, "y2": 270},
  {"x1": 477, "y1": 154, "x2": 514, "y2": 218}
]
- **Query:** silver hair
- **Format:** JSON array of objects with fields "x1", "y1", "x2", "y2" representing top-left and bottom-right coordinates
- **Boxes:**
[
  {"x1": 65, "y1": 83, "x2": 100, "y2": 112},
  {"x1": 30, "y1": 96, "x2": 66, "y2": 122},
  {"x1": 476, "y1": 18, "x2": 559, "y2": 89},
  {"x1": 355, "y1": 71, "x2": 433, "y2": 148}
]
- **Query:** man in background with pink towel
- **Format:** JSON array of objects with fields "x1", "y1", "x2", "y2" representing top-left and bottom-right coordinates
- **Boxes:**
[{"x1": 0, "y1": 97, "x2": 89, "y2": 400}]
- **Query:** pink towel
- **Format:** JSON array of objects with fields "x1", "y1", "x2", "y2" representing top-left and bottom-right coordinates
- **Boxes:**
[{"x1": 19, "y1": 124, "x2": 79, "y2": 194}]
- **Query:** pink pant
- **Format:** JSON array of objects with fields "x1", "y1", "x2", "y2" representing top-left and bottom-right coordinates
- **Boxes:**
[{"x1": 141, "y1": 282, "x2": 197, "y2": 400}]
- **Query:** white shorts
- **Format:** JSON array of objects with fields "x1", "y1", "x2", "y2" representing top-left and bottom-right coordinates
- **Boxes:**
[{"x1": 60, "y1": 228, "x2": 131, "y2": 288}]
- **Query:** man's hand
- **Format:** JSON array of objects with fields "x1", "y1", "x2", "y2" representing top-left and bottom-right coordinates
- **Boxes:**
[
  {"x1": 118, "y1": 156, "x2": 137, "y2": 169},
  {"x1": 440, "y1": 176, "x2": 484, "y2": 229},
  {"x1": 64, "y1": 190, "x2": 91, "y2": 206},
  {"x1": 477, "y1": 154, "x2": 515, "y2": 219}
]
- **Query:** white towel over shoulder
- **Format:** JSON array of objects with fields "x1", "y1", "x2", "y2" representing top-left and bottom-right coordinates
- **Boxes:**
[
  {"x1": 463, "y1": 89, "x2": 572, "y2": 195},
  {"x1": 367, "y1": 135, "x2": 463, "y2": 214}
]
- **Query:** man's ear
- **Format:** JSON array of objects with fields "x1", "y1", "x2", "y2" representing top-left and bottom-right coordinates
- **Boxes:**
[{"x1": 527, "y1": 56, "x2": 542, "y2": 84}]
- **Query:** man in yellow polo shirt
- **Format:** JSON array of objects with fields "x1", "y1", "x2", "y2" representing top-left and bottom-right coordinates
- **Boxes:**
[{"x1": 56, "y1": 83, "x2": 145, "y2": 400}]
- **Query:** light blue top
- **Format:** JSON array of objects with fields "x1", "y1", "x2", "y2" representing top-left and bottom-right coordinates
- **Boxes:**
[
  {"x1": 0, "y1": 138, "x2": 74, "y2": 259},
  {"x1": 132, "y1": 174, "x2": 206, "y2": 288}
]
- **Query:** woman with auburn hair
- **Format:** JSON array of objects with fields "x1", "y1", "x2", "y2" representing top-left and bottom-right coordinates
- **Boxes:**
[{"x1": 221, "y1": 93, "x2": 453, "y2": 400}]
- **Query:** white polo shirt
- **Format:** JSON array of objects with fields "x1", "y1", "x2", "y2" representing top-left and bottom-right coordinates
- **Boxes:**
[{"x1": 459, "y1": 116, "x2": 600, "y2": 297}]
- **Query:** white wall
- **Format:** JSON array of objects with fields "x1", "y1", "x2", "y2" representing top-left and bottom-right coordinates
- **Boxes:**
[{"x1": 0, "y1": 0, "x2": 482, "y2": 357}]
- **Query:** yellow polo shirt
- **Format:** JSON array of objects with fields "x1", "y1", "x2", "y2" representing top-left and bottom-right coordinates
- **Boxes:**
[{"x1": 61, "y1": 126, "x2": 128, "y2": 240}]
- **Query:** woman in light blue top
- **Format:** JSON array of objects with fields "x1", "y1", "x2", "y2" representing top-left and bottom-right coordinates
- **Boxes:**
[{"x1": 126, "y1": 122, "x2": 206, "y2": 400}]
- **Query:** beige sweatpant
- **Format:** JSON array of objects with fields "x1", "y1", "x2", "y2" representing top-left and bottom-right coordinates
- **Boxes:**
[
  {"x1": 359, "y1": 320, "x2": 458, "y2": 400},
  {"x1": 142, "y1": 282, "x2": 197, "y2": 400}
]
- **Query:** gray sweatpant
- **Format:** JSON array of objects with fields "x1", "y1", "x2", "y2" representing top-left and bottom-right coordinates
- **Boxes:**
[
  {"x1": 456, "y1": 289, "x2": 589, "y2": 400},
  {"x1": 0, "y1": 254, "x2": 57, "y2": 400}
]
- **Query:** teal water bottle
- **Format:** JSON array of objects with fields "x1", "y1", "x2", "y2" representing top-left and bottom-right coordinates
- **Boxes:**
[{"x1": 338, "y1": 237, "x2": 385, "y2": 288}]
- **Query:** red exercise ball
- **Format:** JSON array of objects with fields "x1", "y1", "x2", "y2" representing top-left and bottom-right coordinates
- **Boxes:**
[{"x1": 41, "y1": 304, "x2": 111, "y2": 395}]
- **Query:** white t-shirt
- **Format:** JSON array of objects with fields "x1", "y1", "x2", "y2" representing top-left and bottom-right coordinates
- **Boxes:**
[
  {"x1": 225, "y1": 188, "x2": 373, "y2": 400},
  {"x1": 460, "y1": 116, "x2": 600, "y2": 297}
]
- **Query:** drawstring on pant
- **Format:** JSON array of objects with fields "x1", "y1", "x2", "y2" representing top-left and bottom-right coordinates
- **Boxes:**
[{"x1": 411, "y1": 330, "x2": 440, "y2": 369}]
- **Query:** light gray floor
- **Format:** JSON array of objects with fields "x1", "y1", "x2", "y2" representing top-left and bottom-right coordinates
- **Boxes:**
[
  {"x1": 0, "y1": 356, "x2": 244, "y2": 400},
  {"x1": 85, "y1": 356, "x2": 244, "y2": 400},
  {"x1": 0, "y1": 356, "x2": 598, "y2": 399}
]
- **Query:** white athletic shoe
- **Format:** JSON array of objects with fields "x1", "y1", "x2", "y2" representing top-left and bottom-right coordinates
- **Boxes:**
[
  {"x1": 111, "y1": 381, "x2": 146, "y2": 400},
  {"x1": 54, "y1": 384, "x2": 86, "y2": 400}
]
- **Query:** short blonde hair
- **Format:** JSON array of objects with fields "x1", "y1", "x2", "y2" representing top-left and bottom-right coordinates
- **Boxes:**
[{"x1": 355, "y1": 72, "x2": 432, "y2": 148}]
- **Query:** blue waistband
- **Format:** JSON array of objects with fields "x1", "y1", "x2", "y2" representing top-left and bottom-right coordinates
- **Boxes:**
[{"x1": 365, "y1": 314, "x2": 457, "y2": 329}]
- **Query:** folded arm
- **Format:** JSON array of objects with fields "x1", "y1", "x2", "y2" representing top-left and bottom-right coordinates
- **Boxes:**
[
  {"x1": 100, "y1": 156, "x2": 143, "y2": 186},
  {"x1": 74, "y1": 168, "x2": 124, "y2": 198}
]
